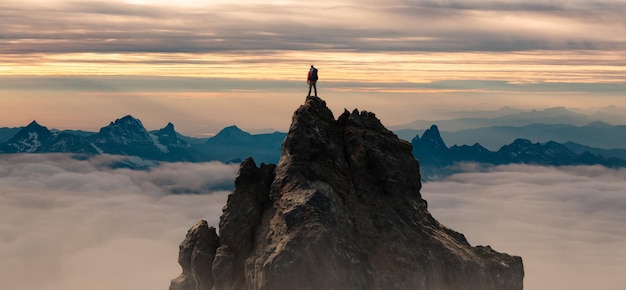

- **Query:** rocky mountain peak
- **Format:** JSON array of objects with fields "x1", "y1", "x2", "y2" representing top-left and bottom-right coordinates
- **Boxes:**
[
  {"x1": 155, "y1": 122, "x2": 189, "y2": 149},
  {"x1": 171, "y1": 95, "x2": 525, "y2": 289},
  {"x1": 21, "y1": 120, "x2": 52, "y2": 136},
  {"x1": 411, "y1": 124, "x2": 453, "y2": 171},
  {"x1": 89, "y1": 115, "x2": 169, "y2": 158},
  {"x1": 118, "y1": 114, "x2": 142, "y2": 125},
  {"x1": 420, "y1": 124, "x2": 448, "y2": 151},
  {"x1": 107, "y1": 115, "x2": 145, "y2": 131},
  {"x1": 163, "y1": 122, "x2": 176, "y2": 133},
  {"x1": 94, "y1": 115, "x2": 151, "y2": 144},
  {"x1": 26, "y1": 120, "x2": 43, "y2": 128},
  {"x1": 0, "y1": 120, "x2": 53, "y2": 153}
]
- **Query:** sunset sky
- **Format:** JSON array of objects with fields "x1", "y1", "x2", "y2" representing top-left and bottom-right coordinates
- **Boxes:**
[{"x1": 1, "y1": 0, "x2": 625, "y2": 135}]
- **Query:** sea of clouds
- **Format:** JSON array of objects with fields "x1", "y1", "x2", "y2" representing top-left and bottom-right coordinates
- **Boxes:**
[
  {"x1": 0, "y1": 154, "x2": 238, "y2": 290},
  {"x1": 1, "y1": 154, "x2": 625, "y2": 290},
  {"x1": 423, "y1": 164, "x2": 626, "y2": 290}
]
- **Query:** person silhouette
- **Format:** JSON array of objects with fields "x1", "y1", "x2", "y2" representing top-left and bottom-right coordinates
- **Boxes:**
[{"x1": 307, "y1": 65, "x2": 318, "y2": 97}]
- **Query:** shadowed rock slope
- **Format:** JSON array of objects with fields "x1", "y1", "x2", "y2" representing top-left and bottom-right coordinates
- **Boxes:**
[{"x1": 170, "y1": 96, "x2": 524, "y2": 290}]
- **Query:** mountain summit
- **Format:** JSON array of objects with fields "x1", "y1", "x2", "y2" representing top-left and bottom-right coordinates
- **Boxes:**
[{"x1": 170, "y1": 96, "x2": 524, "y2": 290}]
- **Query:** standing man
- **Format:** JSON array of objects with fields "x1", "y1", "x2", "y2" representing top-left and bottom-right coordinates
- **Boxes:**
[{"x1": 307, "y1": 65, "x2": 318, "y2": 97}]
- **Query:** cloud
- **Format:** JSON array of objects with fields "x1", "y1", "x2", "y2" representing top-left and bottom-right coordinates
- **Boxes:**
[
  {"x1": 0, "y1": 154, "x2": 238, "y2": 290},
  {"x1": 423, "y1": 164, "x2": 626, "y2": 290},
  {"x1": 1, "y1": 0, "x2": 625, "y2": 54},
  {"x1": 2, "y1": 155, "x2": 626, "y2": 289}
]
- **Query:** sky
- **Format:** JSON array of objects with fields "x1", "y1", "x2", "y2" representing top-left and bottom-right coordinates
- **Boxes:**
[
  {"x1": 1, "y1": 155, "x2": 625, "y2": 290},
  {"x1": 1, "y1": 0, "x2": 625, "y2": 136}
]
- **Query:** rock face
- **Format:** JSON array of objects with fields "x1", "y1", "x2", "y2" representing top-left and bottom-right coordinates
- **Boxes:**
[
  {"x1": 170, "y1": 220, "x2": 220, "y2": 290},
  {"x1": 171, "y1": 96, "x2": 524, "y2": 290}
]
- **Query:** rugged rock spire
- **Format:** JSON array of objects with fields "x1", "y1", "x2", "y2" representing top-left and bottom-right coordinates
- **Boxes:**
[
  {"x1": 170, "y1": 220, "x2": 220, "y2": 290},
  {"x1": 171, "y1": 96, "x2": 524, "y2": 290}
]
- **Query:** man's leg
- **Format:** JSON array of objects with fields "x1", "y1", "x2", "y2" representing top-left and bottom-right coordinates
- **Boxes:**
[
  {"x1": 313, "y1": 82, "x2": 317, "y2": 96},
  {"x1": 308, "y1": 83, "x2": 312, "y2": 96}
]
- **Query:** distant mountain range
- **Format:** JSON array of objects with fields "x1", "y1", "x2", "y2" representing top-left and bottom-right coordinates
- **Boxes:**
[
  {"x1": 1, "y1": 114, "x2": 624, "y2": 178},
  {"x1": 393, "y1": 106, "x2": 626, "y2": 151},
  {"x1": 395, "y1": 122, "x2": 626, "y2": 151},
  {"x1": 413, "y1": 125, "x2": 626, "y2": 180},
  {"x1": 391, "y1": 106, "x2": 626, "y2": 131},
  {"x1": 0, "y1": 116, "x2": 285, "y2": 165}
]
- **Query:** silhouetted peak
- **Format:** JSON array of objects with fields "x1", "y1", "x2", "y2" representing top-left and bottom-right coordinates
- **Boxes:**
[
  {"x1": 158, "y1": 122, "x2": 176, "y2": 135},
  {"x1": 219, "y1": 125, "x2": 246, "y2": 134},
  {"x1": 94, "y1": 115, "x2": 152, "y2": 146},
  {"x1": 26, "y1": 120, "x2": 42, "y2": 128},
  {"x1": 2, "y1": 120, "x2": 53, "y2": 153},
  {"x1": 420, "y1": 125, "x2": 448, "y2": 150},
  {"x1": 428, "y1": 124, "x2": 440, "y2": 133},
  {"x1": 213, "y1": 125, "x2": 251, "y2": 139},
  {"x1": 22, "y1": 120, "x2": 51, "y2": 134},
  {"x1": 154, "y1": 122, "x2": 189, "y2": 151},
  {"x1": 207, "y1": 125, "x2": 253, "y2": 145},
  {"x1": 100, "y1": 115, "x2": 146, "y2": 133},
  {"x1": 115, "y1": 115, "x2": 142, "y2": 126}
]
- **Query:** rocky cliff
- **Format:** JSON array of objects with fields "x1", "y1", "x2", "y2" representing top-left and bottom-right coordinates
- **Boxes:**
[{"x1": 170, "y1": 96, "x2": 524, "y2": 290}]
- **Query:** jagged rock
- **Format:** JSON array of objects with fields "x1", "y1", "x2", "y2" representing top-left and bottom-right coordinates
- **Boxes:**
[
  {"x1": 215, "y1": 158, "x2": 276, "y2": 289},
  {"x1": 89, "y1": 115, "x2": 165, "y2": 157},
  {"x1": 155, "y1": 122, "x2": 191, "y2": 149},
  {"x1": 170, "y1": 220, "x2": 220, "y2": 290},
  {"x1": 171, "y1": 96, "x2": 524, "y2": 290}
]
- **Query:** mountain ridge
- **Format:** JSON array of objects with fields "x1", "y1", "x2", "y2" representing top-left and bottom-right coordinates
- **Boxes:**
[
  {"x1": 395, "y1": 122, "x2": 626, "y2": 151},
  {"x1": 412, "y1": 125, "x2": 626, "y2": 179},
  {"x1": 1, "y1": 116, "x2": 625, "y2": 177},
  {"x1": 390, "y1": 106, "x2": 626, "y2": 132}
]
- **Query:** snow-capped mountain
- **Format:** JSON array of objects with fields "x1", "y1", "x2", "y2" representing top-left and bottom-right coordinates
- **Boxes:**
[
  {"x1": 0, "y1": 121, "x2": 98, "y2": 154},
  {"x1": 0, "y1": 121, "x2": 52, "y2": 153},
  {"x1": 89, "y1": 115, "x2": 168, "y2": 158},
  {"x1": 0, "y1": 116, "x2": 195, "y2": 161},
  {"x1": 152, "y1": 122, "x2": 191, "y2": 150},
  {"x1": 1, "y1": 117, "x2": 624, "y2": 177}
]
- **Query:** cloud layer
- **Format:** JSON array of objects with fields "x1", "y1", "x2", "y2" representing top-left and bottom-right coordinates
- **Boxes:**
[
  {"x1": 0, "y1": 154, "x2": 238, "y2": 290},
  {"x1": 1, "y1": 155, "x2": 625, "y2": 289},
  {"x1": 2, "y1": 0, "x2": 624, "y2": 135},
  {"x1": 424, "y1": 164, "x2": 626, "y2": 290},
  {"x1": 1, "y1": 0, "x2": 625, "y2": 54}
]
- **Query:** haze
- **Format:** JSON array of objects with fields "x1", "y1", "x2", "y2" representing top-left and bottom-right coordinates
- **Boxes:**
[{"x1": 1, "y1": 154, "x2": 625, "y2": 289}]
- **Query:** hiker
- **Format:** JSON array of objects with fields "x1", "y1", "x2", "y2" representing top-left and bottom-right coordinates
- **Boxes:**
[{"x1": 307, "y1": 65, "x2": 318, "y2": 97}]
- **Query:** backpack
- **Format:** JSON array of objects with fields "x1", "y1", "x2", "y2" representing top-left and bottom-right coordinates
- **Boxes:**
[{"x1": 310, "y1": 68, "x2": 318, "y2": 80}]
